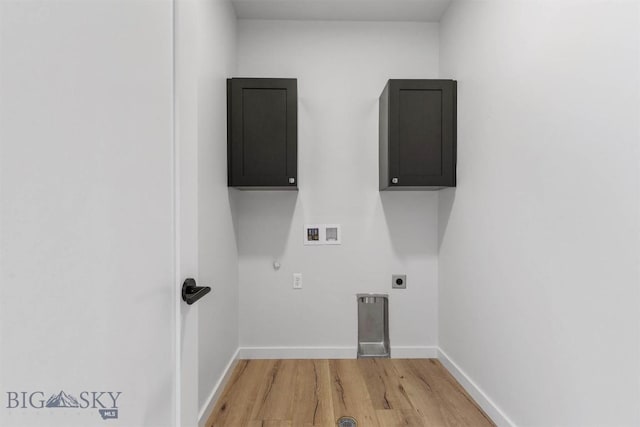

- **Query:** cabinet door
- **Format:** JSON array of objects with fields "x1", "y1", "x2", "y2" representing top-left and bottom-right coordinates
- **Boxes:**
[
  {"x1": 228, "y1": 78, "x2": 297, "y2": 189},
  {"x1": 388, "y1": 80, "x2": 456, "y2": 188}
]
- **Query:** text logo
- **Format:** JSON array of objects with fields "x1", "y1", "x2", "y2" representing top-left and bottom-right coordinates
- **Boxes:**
[{"x1": 6, "y1": 390, "x2": 121, "y2": 420}]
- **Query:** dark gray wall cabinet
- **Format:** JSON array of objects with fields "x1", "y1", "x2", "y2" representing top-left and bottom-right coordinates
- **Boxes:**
[
  {"x1": 227, "y1": 78, "x2": 298, "y2": 189},
  {"x1": 379, "y1": 79, "x2": 457, "y2": 190}
]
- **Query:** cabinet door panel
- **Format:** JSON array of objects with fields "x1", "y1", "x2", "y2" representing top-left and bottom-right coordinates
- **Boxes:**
[
  {"x1": 228, "y1": 78, "x2": 297, "y2": 189},
  {"x1": 383, "y1": 79, "x2": 456, "y2": 190},
  {"x1": 242, "y1": 88, "x2": 288, "y2": 177},
  {"x1": 398, "y1": 88, "x2": 443, "y2": 177}
]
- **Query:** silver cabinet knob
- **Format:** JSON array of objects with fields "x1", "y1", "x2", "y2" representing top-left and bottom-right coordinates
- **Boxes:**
[
  {"x1": 288, "y1": 177, "x2": 296, "y2": 184},
  {"x1": 391, "y1": 177, "x2": 398, "y2": 184}
]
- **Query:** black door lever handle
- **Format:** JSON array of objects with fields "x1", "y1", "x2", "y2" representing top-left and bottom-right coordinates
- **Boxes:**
[{"x1": 182, "y1": 278, "x2": 211, "y2": 305}]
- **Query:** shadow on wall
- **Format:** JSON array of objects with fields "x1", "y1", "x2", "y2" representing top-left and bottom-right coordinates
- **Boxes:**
[
  {"x1": 230, "y1": 188, "x2": 241, "y2": 246},
  {"x1": 380, "y1": 191, "x2": 439, "y2": 256},
  {"x1": 437, "y1": 188, "x2": 456, "y2": 250},
  {"x1": 235, "y1": 191, "x2": 298, "y2": 257}
]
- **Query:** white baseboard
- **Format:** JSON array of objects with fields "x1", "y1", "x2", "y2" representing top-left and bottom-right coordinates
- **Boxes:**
[
  {"x1": 237, "y1": 345, "x2": 438, "y2": 359},
  {"x1": 437, "y1": 348, "x2": 516, "y2": 427},
  {"x1": 198, "y1": 347, "x2": 240, "y2": 427},
  {"x1": 391, "y1": 346, "x2": 438, "y2": 358},
  {"x1": 238, "y1": 346, "x2": 356, "y2": 359}
]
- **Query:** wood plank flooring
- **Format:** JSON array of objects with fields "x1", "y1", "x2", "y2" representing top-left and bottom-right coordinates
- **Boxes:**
[{"x1": 205, "y1": 359, "x2": 495, "y2": 427}]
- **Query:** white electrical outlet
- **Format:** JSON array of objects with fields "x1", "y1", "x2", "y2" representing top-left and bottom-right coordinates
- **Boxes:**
[{"x1": 293, "y1": 273, "x2": 302, "y2": 289}]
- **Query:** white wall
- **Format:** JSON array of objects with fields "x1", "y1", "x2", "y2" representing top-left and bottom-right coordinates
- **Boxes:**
[
  {"x1": 0, "y1": 1, "x2": 176, "y2": 426},
  {"x1": 438, "y1": 1, "x2": 640, "y2": 425},
  {"x1": 195, "y1": 0, "x2": 239, "y2": 418},
  {"x1": 236, "y1": 20, "x2": 440, "y2": 356}
]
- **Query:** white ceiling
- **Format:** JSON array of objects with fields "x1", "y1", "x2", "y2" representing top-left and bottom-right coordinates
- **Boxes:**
[{"x1": 231, "y1": 0, "x2": 452, "y2": 22}]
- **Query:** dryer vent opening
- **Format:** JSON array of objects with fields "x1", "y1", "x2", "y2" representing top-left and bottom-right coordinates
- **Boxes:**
[{"x1": 357, "y1": 294, "x2": 389, "y2": 358}]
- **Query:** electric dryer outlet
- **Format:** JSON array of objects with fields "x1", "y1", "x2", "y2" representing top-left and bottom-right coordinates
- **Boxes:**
[{"x1": 392, "y1": 274, "x2": 406, "y2": 289}]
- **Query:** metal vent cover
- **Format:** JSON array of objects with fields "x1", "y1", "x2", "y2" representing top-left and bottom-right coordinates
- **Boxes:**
[{"x1": 337, "y1": 416, "x2": 357, "y2": 427}]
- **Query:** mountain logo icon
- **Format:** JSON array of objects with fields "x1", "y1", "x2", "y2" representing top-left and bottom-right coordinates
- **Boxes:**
[{"x1": 45, "y1": 391, "x2": 80, "y2": 408}]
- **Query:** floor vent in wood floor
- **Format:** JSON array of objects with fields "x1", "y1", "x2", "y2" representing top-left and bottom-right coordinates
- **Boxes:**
[{"x1": 337, "y1": 416, "x2": 357, "y2": 427}]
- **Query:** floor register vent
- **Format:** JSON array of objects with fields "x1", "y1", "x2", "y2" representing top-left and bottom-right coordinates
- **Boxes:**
[{"x1": 337, "y1": 416, "x2": 357, "y2": 427}]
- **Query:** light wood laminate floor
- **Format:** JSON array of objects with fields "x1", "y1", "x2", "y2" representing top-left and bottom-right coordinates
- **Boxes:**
[{"x1": 205, "y1": 359, "x2": 495, "y2": 427}]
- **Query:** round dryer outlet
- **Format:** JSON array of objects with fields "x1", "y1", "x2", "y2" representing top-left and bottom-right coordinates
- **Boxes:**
[{"x1": 392, "y1": 274, "x2": 406, "y2": 289}]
